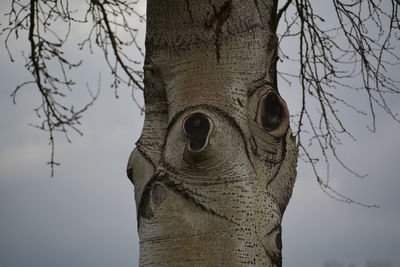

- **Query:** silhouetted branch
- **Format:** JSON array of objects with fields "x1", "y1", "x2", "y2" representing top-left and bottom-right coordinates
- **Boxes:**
[
  {"x1": 278, "y1": 0, "x2": 399, "y2": 205},
  {"x1": 277, "y1": 0, "x2": 293, "y2": 24},
  {"x1": 82, "y1": 0, "x2": 145, "y2": 97},
  {"x1": 1, "y1": 0, "x2": 145, "y2": 175}
]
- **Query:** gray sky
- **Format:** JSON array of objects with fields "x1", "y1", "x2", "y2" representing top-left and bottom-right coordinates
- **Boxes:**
[{"x1": 1, "y1": 1, "x2": 400, "y2": 267}]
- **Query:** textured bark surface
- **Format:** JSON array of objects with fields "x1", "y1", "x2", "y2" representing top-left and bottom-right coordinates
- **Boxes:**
[{"x1": 127, "y1": 0, "x2": 298, "y2": 266}]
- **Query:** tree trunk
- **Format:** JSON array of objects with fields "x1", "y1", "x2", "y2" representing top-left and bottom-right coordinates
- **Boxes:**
[{"x1": 127, "y1": 0, "x2": 298, "y2": 266}]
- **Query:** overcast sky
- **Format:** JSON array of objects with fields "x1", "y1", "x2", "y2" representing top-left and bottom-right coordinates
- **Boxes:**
[{"x1": 0, "y1": 1, "x2": 399, "y2": 267}]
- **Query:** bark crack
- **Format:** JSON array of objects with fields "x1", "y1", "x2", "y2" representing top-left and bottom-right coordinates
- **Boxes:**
[
  {"x1": 185, "y1": 0, "x2": 194, "y2": 22},
  {"x1": 253, "y1": 0, "x2": 263, "y2": 24},
  {"x1": 206, "y1": 0, "x2": 232, "y2": 63}
]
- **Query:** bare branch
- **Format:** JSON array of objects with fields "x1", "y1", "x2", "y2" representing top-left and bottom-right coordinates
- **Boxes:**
[
  {"x1": 1, "y1": 0, "x2": 145, "y2": 175},
  {"x1": 278, "y1": 0, "x2": 400, "y2": 205},
  {"x1": 277, "y1": 0, "x2": 294, "y2": 24}
]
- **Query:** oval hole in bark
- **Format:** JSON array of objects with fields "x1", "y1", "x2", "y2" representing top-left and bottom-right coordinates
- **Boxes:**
[
  {"x1": 183, "y1": 113, "x2": 210, "y2": 151},
  {"x1": 260, "y1": 92, "x2": 283, "y2": 132}
]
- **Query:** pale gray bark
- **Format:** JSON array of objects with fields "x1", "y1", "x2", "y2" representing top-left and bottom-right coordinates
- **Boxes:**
[{"x1": 127, "y1": 0, "x2": 298, "y2": 266}]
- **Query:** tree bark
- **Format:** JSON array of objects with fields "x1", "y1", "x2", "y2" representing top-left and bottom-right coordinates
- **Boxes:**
[{"x1": 127, "y1": 0, "x2": 298, "y2": 266}]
